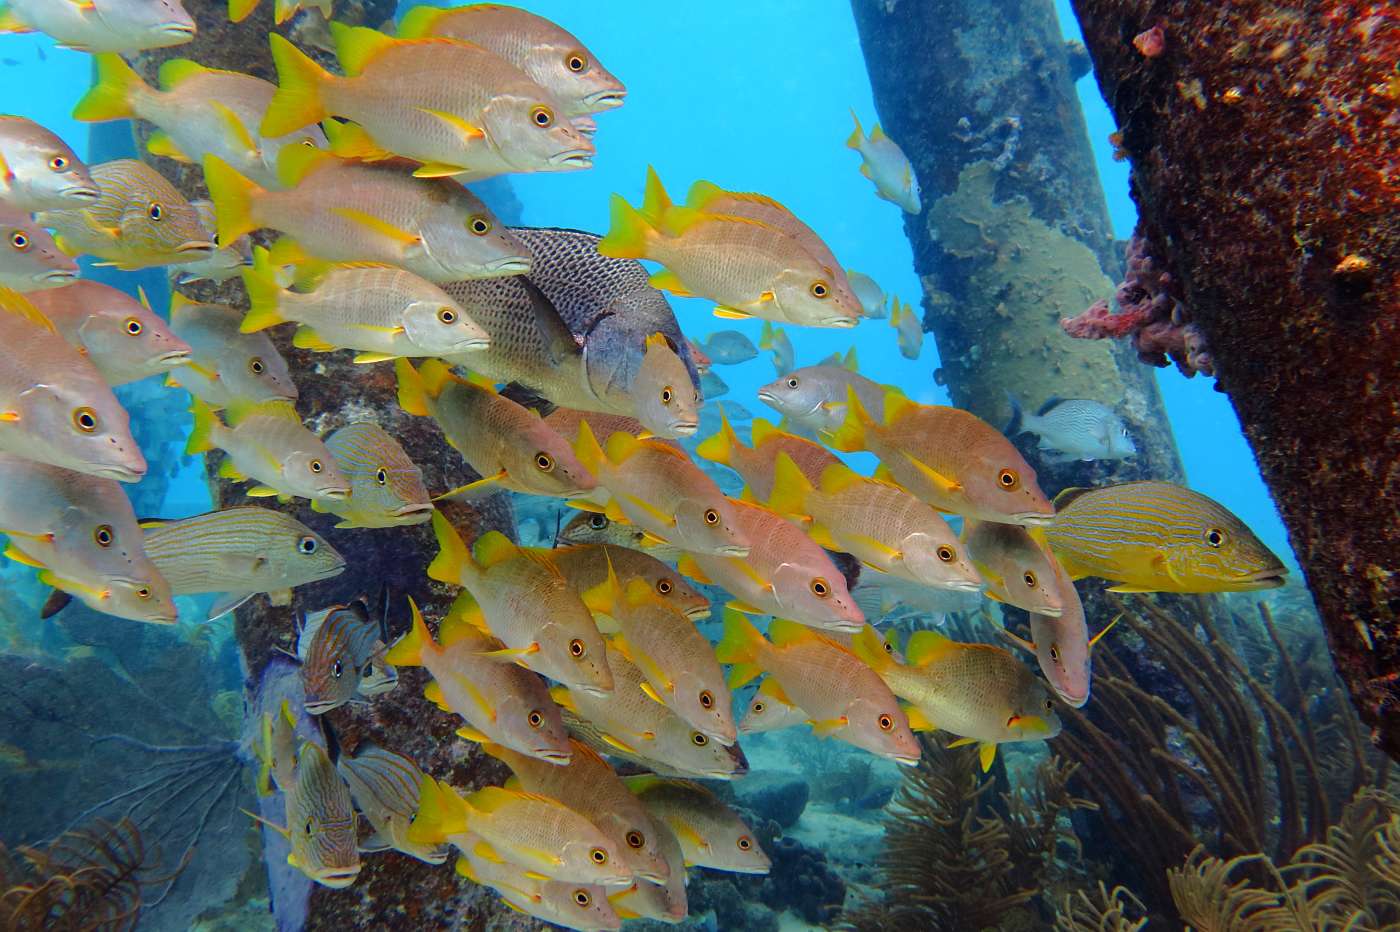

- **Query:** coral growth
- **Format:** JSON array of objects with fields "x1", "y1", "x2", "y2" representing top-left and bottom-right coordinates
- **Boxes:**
[
  {"x1": 1061, "y1": 233, "x2": 1214, "y2": 377},
  {"x1": 0, "y1": 818, "x2": 173, "y2": 931}
]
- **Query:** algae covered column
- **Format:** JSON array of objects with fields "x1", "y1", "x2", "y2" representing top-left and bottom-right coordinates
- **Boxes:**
[
  {"x1": 846, "y1": 0, "x2": 1184, "y2": 489},
  {"x1": 1065, "y1": 1, "x2": 1400, "y2": 759}
]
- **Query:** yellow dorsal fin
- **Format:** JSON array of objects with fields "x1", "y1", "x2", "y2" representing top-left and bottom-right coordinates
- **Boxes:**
[
  {"x1": 766, "y1": 452, "x2": 812, "y2": 518},
  {"x1": 818, "y1": 461, "x2": 864, "y2": 495},
  {"x1": 225, "y1": 398, "x2": 298, "y2": 427},
  {"x1": 757, "y1": 676, "x2": 792, "y2": 705},
  {"x1": 439, "y1": 599, "x2": 483, "y2": 646},
  {"x1": 604, "y1": 429, "x2": 645, "y2": 463},
  {"x1": 396, "y1": 3, "x2": 446, "y2": 38},
  {"x1": 905, "y1": 630, "x2": 957, "y2": 667},
  {"x1": 157, "y1": 57, "x2": 211, "y2": 90},
  {"x1": 0, "y1": 289, "x2": 56, "y2": 333},
  {"x1": 276, "y1": 142, "x2": 333, "y2": 188},
  {"x1": 768, "y1": 618, "x2": 822, "y2": 648},
  {"x1": 684, "y1": 177, "x2": 726, "y2": 211},
  {"x1": 870, "y1": 123, "x2": 888, "y2": 142},
  {"x1": 750, "y1": 418, "x2": 781, "y2": 447},
  {"x1": 330, "y1": 22, "x2": 398, "y2": 77},
  {"x1": 640, "y1": 165, "x2": 673, "y2": 220},
  {"x1": 881, "y1": 386, "x2": 916, "y2": 425},
  {"x1": 472, "y1": 531, "x2": 517, "y2": 569}
]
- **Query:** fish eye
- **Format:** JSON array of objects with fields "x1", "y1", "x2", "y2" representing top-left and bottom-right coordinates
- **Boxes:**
[
  {"x1": 573, "y1": 889, "x2": 592, "y2": 907},
  {"x1": 331, "y1": 660, "x2": 343, "y2": 678},
  {"x1": 936, "y1": 546, "x2": 955, "y2": 563},
  {"x1": 304, "y1": 818, "x2": 314, "y2": 835},
  {"x1": 530, "y1": 105, "x2": 554, "y2": 128},
  {"x1": 752, "y1": 700, "x2": 765, "y2": 713},
  {"x1": 699, "y1": 690, "x2": 714, "y2": 709},
  {"x1": 691, "y1": 732, "x2": 708, "y2": 746},
  {"x1": 878, "y1": 713, "x2": 894, "y2": 731},
  {"x1": 589, "y1": 847, "x2": 608, "y2": 864},
  {"x1": 124, "y1": 317, "x2": 143, "y2": 336},
  {"x1": 1048, "y1": 645, "x2": 1060, "y2": 662},
  {"x1": 72, "y1": 407, "x2": 98, "y2": 433},
  {"x1": 1205, "y1": 527, "x2": 1225, "y2": 548},
  {"x1": 656, "y1": 578, "x2": 673, "y2": 595},
  {"x1": 589, "y1": 513, "x2": 607, "y2": 529},
  {"x1": 300, "y1": 137, "x2": 316, "y2": 148},
  {"x1": 49, "y1": 155, "x2": 68, "y2": 171},
  {"x1": 565, "y1": 51, "x2": 588, "y2": 73},
  {"x1": 625, "y1": 830, "x2": 644, "y2": 849},
  {"x1": 363, "y1": 662, "x2": 374, "y2": 677},
  {"x1": 467, "y1": 215, "x2": 491, "y2": 236},
  {"x1": 569, "y1": 638, "x2": 585, "y2": 658},
  {"x1": 9, "y1": 231, "x2": 27, "y2": 250},
  {"x1": 997, "y1": 468, "x2": 1020, "y2": 490},
  {"x1": 527, "y1": 710, "x2": 544, "y2": 728},
  {"x1": 437, "y1": 306, "x2": 458, "y2": 324},
  {"x1": 298, "y1": 535, "x2": 318, "y2": 554},
  {"x1": 786, "y1": 377, "x2": 798, "y2": 389},
  {"x1": 375, "y1": 467, "x2": 388, "y2": 485},
  {"x1": 147, "y1": 202, "x2": 163, "y2": 222},
  {"x1": 136, "y1": 586, "x2": 151, "y2": 599},
  {"x1": 660, "y1": 386, "x2": 674, "y2": 405},
  {"x1": 1023, "y1": 571, "x2": 1037, "y2": 587},
  {"x1": 737, "y1": 835, "x2": 752, "y2": 851},
  {"x1": 809, "y1": 280, "x2": 830, "y2": 299},
  {"x1": 309, "y1": 460, "x2": 323, "y2": 474},
  {"x1": 248, "y1": 357, "x2": 266, "y2": 375},
  {"x1": 704, "y1": 509, "x2": 719, "y2": 525},
  {"x1": 810, "y1": 577, "x2": 830, "y2": 598},
  {"x1": 535, "y1": 452, "x2": 555, "y2": 472},
  {"x1": 1045, "y1": 698, "x2": 1054, "y2": 711},
  {"x1": 884, "y1": 640, "x2": 895, "y2": 654},
  {"x1": 93, "y1": 525, "x2": 114, "y2": 547}
]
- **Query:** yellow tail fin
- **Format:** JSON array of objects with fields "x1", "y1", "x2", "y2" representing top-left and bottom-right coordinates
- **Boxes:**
[
  {"x1": 239, "y1": 247, "x2": 286, "y2": 333},
  {"x1": 822, "y1": 384, "x2": 874, "y2": 452},
  {"x1": 394, "y1": 358, "x2": 429, "y2": 417},
  {"x1": 185, "y1": 399, "x2": 221, "y2": 455},
  {"x1": 72, "y1": 53, "x2": 145, "y2": 122},
  {"x1": 228, "y1": 0, "x2": 259, "y2": 23},
  {"x1": 572, "y1": 420, "x2": 607, "y2": 477},
  {"x1": 396, "y1": 3, "x2": 445, "y2": 38},
  {"x1": 694, "y1": 406, "x2": 739, "y2": 466},
  {"x1": 384, "y1": 595, "x2": 435, "y2": 667},
  {"x1": 427, "y1": 510, "x2": 475, "y2": 586},
  {"x1": 596, "y1": 194, "x2": 654, "y2": 260},
  {"x1": 202, "y1": 154, "x2": 264, "y2": 245},
  {"x1": 408, "y1": 775, "x2": 468, "y2": 844},
  {"x1": 262, "y1": 35, "x2": 330, "y2": 137},
  {"x1": 766, "y1": 452, "x2": 813, "y2": 519},
  {"x1": 715, "y1": 608, "x2": 767, "y2": 688},
  {"x1": 846, "y1": 109, "x2": 864, "y2": 149}
]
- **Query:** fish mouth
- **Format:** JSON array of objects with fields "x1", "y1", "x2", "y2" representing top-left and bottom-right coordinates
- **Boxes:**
[
  {"x1": 583, "y1": 89, "x2": 627, "y2": 110},
  {"x1": 823, "y1": 618, "x2": 865, "y2": 633},
  {"x1": 158, "y1": 22, "x2": 197, "y2": 38},
  {"x1": 174, "y1": 240, "x2": 216, "y2": 255},
  {"x1": 550, "y1": 149, "x2": 595, "y2": 169},
  {"x1": 667, "y1": 420, "x2": 698, "y2": 437},
  {"x1": 41, "y1": 269, "x2": 78, "y2": 283},
  {"x1": 1235, "y1": 569, "x2": 1288, "y2": 590},
  {"x1": 91, "y1": 462, "x2": 146, "y2": 482},
  {"x1": 314, "y1": 867, "x2": 361, "y2": 888},
  {"x1": 536, "y1": 748, "x2": 573, "y2": 765},
  {"x1": 393, "y1": 502, "x2": 436, "y2": 518},
  {"x1": 449, "y1": 337, "x2": 491, "y2": 353},
  {"x1": 484, "y1": 255, "x2": 533, "y2": 275},
  {"x1": 155, "y1": 350, "x2": 192, "y2": 368},
  {"x1": 894, "y1": 755, "x2": 921, "y2": 767},
  {"x1": 823, "y1": 315, "x2": 860, "y2": 328},
  {"x1": 304, "y1": 698, "x2": 338, "y2": 715},
  {"x1": 317, "y1": 487, "x2": 351, "y2": 500},
  {"x1": 1056, "y1": 689, "x2": 1089, "y2": 708},
  {"x1": 578, "y1": 684, "x2": 611, "y2": 698},
  {"x1": 943, "y1": 579, "x2": 985, "y2": 593},
  {"x1": 1033, "y1": 604, "x2": 1064, "y2": 618},
  {"x1": 685, "y1": 606, "x2": 712, "y2": 620},
  {"x1": 61, "y1": 185, "x2": 101, "y2": 201}
]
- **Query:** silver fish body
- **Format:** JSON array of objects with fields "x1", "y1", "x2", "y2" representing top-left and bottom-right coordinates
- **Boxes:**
[
  {"x1": 1008, "y1": 395, "x2": 1136, "y2": 462},
  {"x1": 0, "y1": 115, "x2": 98, "y2": 210}
]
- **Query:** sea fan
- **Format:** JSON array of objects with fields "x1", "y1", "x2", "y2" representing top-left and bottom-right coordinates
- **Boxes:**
[{"x1": 1053, "y1": 882, "x2": 1148, "y2": 932}]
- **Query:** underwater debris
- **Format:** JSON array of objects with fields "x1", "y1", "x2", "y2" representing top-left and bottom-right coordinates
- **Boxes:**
[
  {"x1": 1061, "y1": 232, "x2": 1214, "y2": 377},
  {"x1": 0, "y1": 817, "x2": 174, "y2": 931},
  {"x1": 840, "y1": 737, "x2": 1094, "y2": 929}
]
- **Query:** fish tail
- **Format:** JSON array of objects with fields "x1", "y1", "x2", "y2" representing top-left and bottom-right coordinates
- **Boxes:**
[
  {"x1": 849, "y1": 624, "x2": 894, "y2": 672},
  {"x1": 821, "y1": 385, "x2": 871, "y2": 452},
  {"x1": 715, "y1": 608, "x2": 766, "y2": 688},
  {"x1": 427, "y1": 510, "x2": 476, "y2": 587},
  {"x1": 394, "y1": 358, "x2": 430, "y2": 416},
  {"x1": 694, "y1": 406, "x2": 738, "y2": 466},
  {"x1": 396, "y1": 3, "x2": 445, "y2": 38},
  {"x1": 640, "y1": 165, "x2": 672, "y2": 223},
  {"x1": 384, "y1": 596, "x2": 433, "y2": 666},
  {"x1": 758, "y1": 321, "x2": 775, "y2": 351},
  {"x1": 227, "y1": 0, "x2": 259, "y2": 22},
  {"x1": 409, "y1": 775, "x2": 468, "y2": 844},
  {"x1": 572, "y1": 420, "x2": 607, "y2": 476},
  {"x1": 417, "y1": 359, "x2": 455, "y2": 398},
  {"x1": 72, "y1": 54, "x2": 145, "y2": 122},
  {"x1": 846, "y1": 109, "x2": 864, "y2": 150},
  {"x1": 766, "y1": 452, "x2": 812, "y2": 518},
  {"x1": 596, "y1": 193, "x2": 655, "y2": 260},
  {"x1": 1004, "y1": 391, "x2": 1025, "y2": 436},
  {"x1": 239, "y1": 247, "x2": 286, "y2": 333},
  {"x1": 202, "y1": 154, "x2": 263, "y2": 245},
  {"x1": 185, "y1": 399, "x2": 221, "y2": 455},
  {"x1": 263, "y1": 34, "x2": 329, "y2": 137}
]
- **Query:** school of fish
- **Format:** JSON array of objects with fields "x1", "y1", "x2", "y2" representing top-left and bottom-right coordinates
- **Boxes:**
[{"x1": 0, "y1": 2, "x2": 1290, "y2": 928}]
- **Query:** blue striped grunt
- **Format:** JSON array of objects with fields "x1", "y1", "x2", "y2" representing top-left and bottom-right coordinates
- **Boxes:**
[
  {"x1": 140, "y1": 505, "x2": 345, "y2": 620},
  {"x1": 336, "y1": 744, "x2": 448, "y2": 864},
  {"x1": 36, "y1": 159, "x2": 214, "y2": 269},
  {"x1": 297, "y1": 600, "x2": 396, "y2": 714},
  {"x1": 313, "y1": 422, "x2": 432, "y2": 529},
  {"x1": 1044, "y1": 481, "x2": 1287, "y2": 593}
]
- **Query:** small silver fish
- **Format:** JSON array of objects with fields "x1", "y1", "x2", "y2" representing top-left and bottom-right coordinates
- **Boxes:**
[
  {"x1": 699, "y1": 330, "x2": 757, "y2": 365},
  {"x1": 847, "y1": 269, "x2": 886, "y2": 319},
  {"x1": 700, "y1": 370, "x2": 729, "y2": 399},
  {"x1": 758, "y1": 322, "x2": 793, "y2": 377},
  {"x1": 890, "y1": 297, "x2": 923, "y2": 359},
  {"x1": 1007, "y1": 395, "x2": 1136, "y2": 462},
  {"x1": 0, "y1": 204, "x2": 78, "y2": 291},
  {"x1": 168, "y1": 293, "x2": 297, "y2": 407}
]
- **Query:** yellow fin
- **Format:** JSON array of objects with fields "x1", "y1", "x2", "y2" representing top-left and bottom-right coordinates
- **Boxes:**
[
  {"x1": 322, "y1": 118, "x2": 394, "y2": 161},
  {"x1": 263, "y1": 35, "x2": 330, "y2": 137},
  {"x1": 145, "y1": 131, "x2": 189, "y2": 161},
  {"x1": 903, "y1": 705, "x2": 934, "y2": 732},
  {"x1": 979, "y1": 742, "x2": 997, "y2": 772},
  {"x1": 900, "y1": 451, "x2": 963, "y2": 495},
  {"x1": 597, "y1": 193, "x2": 654, "y2": 261},
  {"x1": 768, "y1": 618, "x2": 821, "y2": 648},
  {"x1": 472, "y1": 531, "x2": 517, "y2": 569},
  {"x1": 423, "y1": 679, "x2": 450, "y2": 711},
  {"x1": 330, "y1": 23, "x2": 397, "y2": 77},
  {"x1": 808, "y1": 716, "x2": 848, "y2": 737},
  {"x1": 0, "y1": 289, "x2": 56, "y2": 333},
  {"x1": 331, "y1": 207, "x2": 421, "y2": 249},
  {"x1": 456, "y1": 726, "x2": 491, "y2": 743},
  {"x1": 352, "y1": 351, "x2": 396, "y2": 364},
  {"x1": 619, "y1": 492, "x2": 675, "y2": 529},
  {"x1": 417, "y1": 107, "x2": 484, "y2": 142},
  {"x1": 904, "y1": 630, "x2": 956, "y2": 667},
  {"x1": 676, "y1": 553, "x2": 710, "y2": 585},
  {"x1": 712, "y1": 306, "x2": 752, "y2": 320},
  {"x1": 412, "y1": 162, "x2": 470, "y2": 178},
  {"x1": 766, "y1": 453, "x2": 812, "y2": 518},
  {"x1": 4, "y1": 545, "x2": 45, "y2": 568}
]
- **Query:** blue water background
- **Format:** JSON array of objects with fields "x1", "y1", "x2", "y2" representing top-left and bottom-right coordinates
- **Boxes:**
[{"x1": 0, "y1": 1, "x2": 1294, "y2": 569}]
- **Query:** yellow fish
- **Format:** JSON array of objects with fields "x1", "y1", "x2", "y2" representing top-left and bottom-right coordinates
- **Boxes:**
[
  {"x1": 825, "y1": 385, "x2": 1054, "y2": 526},
  {"x1": 1044, "y1": 482, "x2": 1287, "y2": 593},
  {"x1": 599, "y1": 169, "x2": 861, "y2": 329},
  {"x1": 847, "y1": 110, "x2": 921, "y2": 214},
  {"x1": 556, "y1": 510, "x2": 684, "y2": 564},
  {"x1": 890, "y1": 296, "x2": 923, "y2": 359},
  {"x1": 228, "y1": 0, "x2": 329, "y2": 25},
  {"x1": 549, "y1": 542, "x2": 709, "y2": 621},
  {"x1": 397, "y1": 4, "x2": 626, "y2": 118},
  {"x1": 411, "y1": 777, "x2": 633, "y2": 887},
  {"x1": 850, "y1": 626, "x2": 1061, "y2": 772},
  {"x1": 37, "y1": 159, "x2": 213, "y2": 270},
  {"x1": 186, "y1": 398, "x2": 350, "y2": 502},
  {"x1": 428, "y1": 516, "x2": 613, "y2": 696},
  {"x1": 396, "y1": 359, "x2": 594, "y2": 499},
  {"x1": 263, "y1": 26, "x2": 592, "y2": 179}
]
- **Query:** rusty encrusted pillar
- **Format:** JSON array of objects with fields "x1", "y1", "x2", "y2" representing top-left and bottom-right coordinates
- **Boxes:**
[{"x1": 1066, "y1": 0, "x2": 1400, "y2": 758}]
